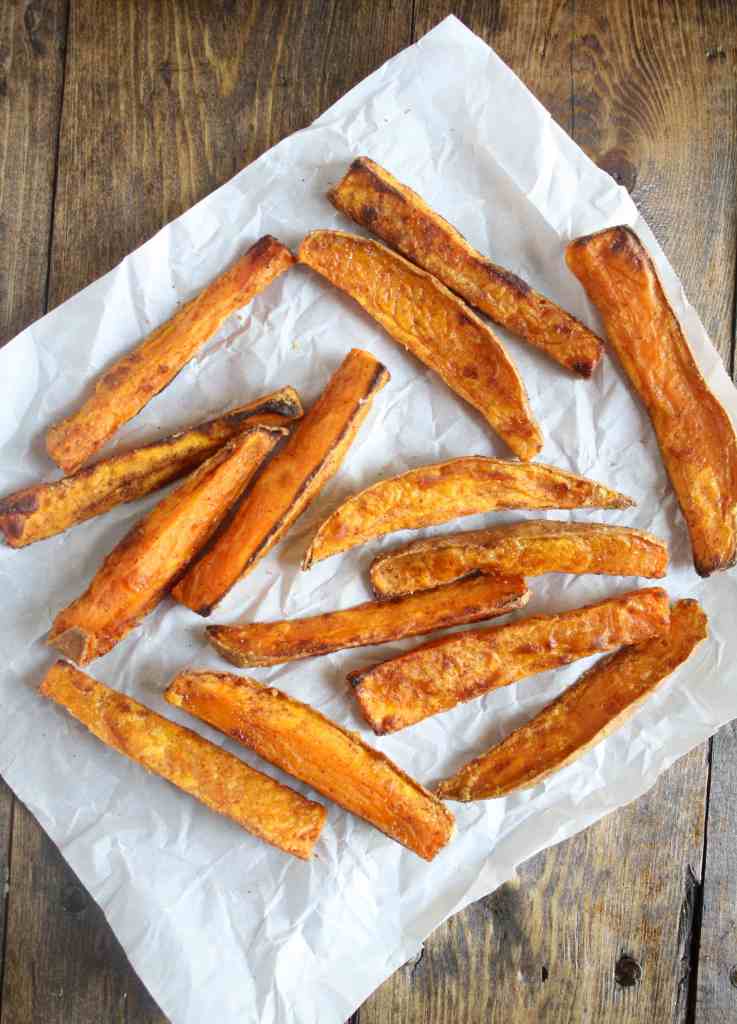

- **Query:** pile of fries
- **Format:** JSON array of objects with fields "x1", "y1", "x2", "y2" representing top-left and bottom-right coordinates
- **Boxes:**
[{"x1": 5, "y1": 156, "x2": 734, "y2": 862}]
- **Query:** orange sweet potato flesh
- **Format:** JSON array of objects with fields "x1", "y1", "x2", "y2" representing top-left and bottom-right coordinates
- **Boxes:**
[
  {"x1": 165, "y1": 671, "x2": 455, "y2": 861},
  {"x1": 566, "y1": 226, "x2": 737, "y2": 577},
  {"x1": 47, "y1": 426, "x2": 284, "y2": 665},
  {"x1": 299, "y1": 230, "x2": 542, "y2": 460},
  {"x1": 436, "y1": 599, "x2": 706, "y2": 801},
  {"x1": 40, "y1": 662, "x2": 325, "y2": 858},
  {"x1": 303, "y1": 457, "x2": 634, "y2": 568},
  {"x1": 46, "y1": 236, "x2": 296, "y2": 474},
  {"x1": 173, "y1": 348, "x2": 389, "y2": 616},
  {"x1": 330, "y1": 157, "x2": 603, "y2": 377},
  {"x1": 349, "y1": 587, "x2": 670, "y2": 734},
  {"x1": 370, "y1": 520, "x2": 668, "y2": 597},
  {"x1": 0, "y1": 387, "x2": 302, "y2": 548},
  {"x1": 207, "y1": 574, "x2": 529, "y2": 668}
]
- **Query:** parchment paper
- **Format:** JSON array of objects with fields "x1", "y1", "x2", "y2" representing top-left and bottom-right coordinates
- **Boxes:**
[{"x1": 1, "y1": 16, "x2": 735, "y2": 1024}]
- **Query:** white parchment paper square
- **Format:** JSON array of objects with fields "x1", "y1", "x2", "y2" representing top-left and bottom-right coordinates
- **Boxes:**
[{"x1": 1, "y1": 16, "x2": 735, "y2": 1024}]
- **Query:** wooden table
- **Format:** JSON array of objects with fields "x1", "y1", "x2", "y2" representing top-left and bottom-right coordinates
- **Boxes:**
[{"x1": 1, "y1": 2, "x2": 735, "y2": 1021}]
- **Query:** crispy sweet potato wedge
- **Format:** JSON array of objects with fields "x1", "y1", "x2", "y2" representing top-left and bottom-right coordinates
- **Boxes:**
[
  {"x1": 299, "y1": 230, "x2": 542, "y2": 460},
  {"x1": 370, "y1": 520, "x2": 668, "y2": 597},
  {"x1": 173, "y1": 348, "x2": 389, "y2": 616},
  {"x1": 566, "y1": 226, "x2": 737, "y2": 576},
  {"x1": 40, "y1": 662, "x2": 325, "y2": 858},
  {"x1": 437, "y1": 599, "x2": 707, "y2": 801},
  {"x1": 330, "y1": 157, "x2": 603, "y2": 376},
  {"x1": 46, "y1": 236, "x2": 296, "y2": 473},
  {"x1": 349, "y1": 587, "x2": 670, "y2": 734},
  {"x1": 165, "y1": 671, "x2": 455, "y2": 861},
  {"x1": 303, "y1": 457, "x2": 634, "y2": 568},
  {"x1": 207, "y1": 575, "x2": 529, "y2": 668},
  {"x1": 48, "y1": 426, "x2": 284, "y2": 665},
  {"x1": 0, "y1": 387, "x2": 302, "y2": 548}
]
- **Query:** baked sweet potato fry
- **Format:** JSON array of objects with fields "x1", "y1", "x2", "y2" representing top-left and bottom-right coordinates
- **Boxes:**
[
  {"x1": 303, "y1": 458, "x2": 634, "y2": 568},
  {"x1": 330, "y1": 157, "x2": 603, "y2": 376},
  {"x1": 48, "y1": 426, "x2": 284, "y2": 665},
  {"x1": 436, "y1": 599, "x2": 707, "y2": 801},
  {"x1": 0, "y1": 387, "x2": 302, "y2": 548},
  {"x1": 40, "y1": 662, "x2": 325, "y2": 859},
  {"x1": 299, "y1": 230, "x2": 542, "y2": 460},
  {"x1": 369, "y1": 520, "x2": 668, "y2": 597},
  {"x1": 207, "y1": 574, "x2": 529, "y2": 668},
  {"x1": 349, "y1": 587, "x2": 670, "y2": 734},
  {"x1": 165, "y1": 671, "x2": 455, "y2": 860},
  {"x1": 46, "y1": 236, "x2": 296, "y2": 473},
  {"x1": 173, "y1": 348, "x2": 388, "y2": 616},
  {"x1": 566, "y1": 226, "x2": 737, "y2": 576}
]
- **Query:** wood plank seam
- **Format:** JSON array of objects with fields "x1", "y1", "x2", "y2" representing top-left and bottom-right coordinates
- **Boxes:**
[
  {"x1": 684, "y1": 737, "x2": 712, "y2": 1024},
  {"x1": 0, "y1": 797, "x2": 16, "y2": 1019},
  {"x1": 42, "y1": 0, "x2": 72, "y2": 315}
]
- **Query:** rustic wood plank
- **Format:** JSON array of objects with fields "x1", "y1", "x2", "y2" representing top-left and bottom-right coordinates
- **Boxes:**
[
  {"x1": 360, "y1": 0, "x2": 735, "y2": 1020},
  {"x1": 1, "y1": 2, "x2": 412, "y2": 1023}
]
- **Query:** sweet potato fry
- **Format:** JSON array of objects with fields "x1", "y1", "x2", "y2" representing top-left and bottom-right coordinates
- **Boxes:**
[
  {"x1": 436, "y1": 599, "x2": 707, "y2": 801},
  {"x1": 165, "y1": 671, "x2": 455, "y2": 861},
  {"x1": 299, "y1": 230, "x2": 542, "y2": 460},
  {"x1": 173, "y1": 348, "x2": 389, "y2": 616},
  {"x1": 46, "y1": 236, "x2": 295, "y2": 473},
  {"x1": 207, "y1": 575, "x2": 529, "y2": 668},
  {"x1": 369, "y1": 520, "x2": 668, "y2": 597},
  {"x1": 566, "y1": 226, "x2": 737, "y2": 576},
  {"x1": 40, "y1": 662, "x2": 325, "y2": 859},
  {"x1": 0, "y1": 387, "x2": 302, "y2": 548},
  {"x1": 48, "y1": 426, "x2": 284, "y2": 665},
  {"x1": 349, "y1": 587, "x2": 670, "y2": 734},
  {"x1": 330, "y1": 157, "x2": 603, "y2": 376},
  {"x1": 303, "y1": 458, "x2": 634, "y2": 568}
]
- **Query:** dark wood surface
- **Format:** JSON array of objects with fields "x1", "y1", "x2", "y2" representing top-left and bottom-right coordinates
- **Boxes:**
[{"x1": 0, "y1": 2, "x2": 735, "y2": 1022}]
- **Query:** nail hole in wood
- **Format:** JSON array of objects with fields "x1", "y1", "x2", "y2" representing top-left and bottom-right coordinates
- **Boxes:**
[
  {"x1": 730, "y1": 966, "x2": 737, "y2": 990},
  {"x1": 614, "y1": 953, "x2": 642, "y2": 988},
  {"x1": 61, "y1": 882, "x2": 87, "y2": 915}
]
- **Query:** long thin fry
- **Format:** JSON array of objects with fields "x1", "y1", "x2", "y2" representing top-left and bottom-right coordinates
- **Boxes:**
[
  {"x1": 165, "y1": 671, "x2": 455, "y2": 861},
  {"x1": 437, "y1": 599, "x2": 707, "y2": 800},
  {"x1": 330, "y1": 156, "x2": 603, "y2": 376},
  {"x1": 349, "y1": 588, "x2": 670, "y2": 734},
  {"x1": 207, "y1": 575, "x2": 529, "y2": 667},
  {"x1": 0, "y1": 387, "x2": 302, "y2": 548},
  {"x1": 40, "y1": 662, "x2": 325, "y2": 859},
  {"x1": 48, "y1": 426, "x2": 284, "y2": 665},
  {"x1": 46, "y1": 236, "x2": 295, "y2": 473}
]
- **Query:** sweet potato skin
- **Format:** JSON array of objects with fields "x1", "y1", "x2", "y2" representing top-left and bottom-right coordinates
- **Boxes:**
[
  {"x1": 349, "y1": 587, "x2": 670, "y2": 734},
  {"x1": 566, "y1": 226, "x2": 737, "y2": 576},
  {"x1": 48, "y1": 426, "x2": 284, "y2": 665},
  {"x1": 173, "y1": 348, "x2": 389, "y2": 616},
  {"x1": 165, "y1": 671, "x2": 455, "y2": 861},
  {"x1": 299, "y1": 230, "x2": 542, "y2": 461},
  {"x1": 369, "y1": 520, "x2": 668, "y2": 597},
  {"x1": 207, "y1": 574, "x2": 530, "y2": 667},
  {"x1": 40, "y1": 662, "x2": 325, "y2": 858},
  {"x1": 437, "y1": 599, "x2": 707, "y2": 801},
  {"x1": 46, "y1": 236, "x2": 296, "y2": 474},
  {"x1": 330, "y1": 157, "x2": 603, "y2": 377},
  {"x1": 0, "y1": 387, "x2": 302, "y2": 548},
  {"x1": 303, "y1": 457, "x2": 634, "y2": 567}
]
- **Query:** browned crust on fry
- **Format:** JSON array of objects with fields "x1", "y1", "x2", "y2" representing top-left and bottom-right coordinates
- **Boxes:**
[
  {"x1": 40, "y1": 662, "x2": 325, "y2": 858},
  {"x1": 0, "y1": 387, "x2": 302, "y2": 548},
  {"x1": 303, "y1": 458, "x2": 634, "y2": 568},
  {"x1": 46, "y1": 236, "x2": 296, "y2": 474},
  {"x1": 369, "y1": 520, "x2": 668, "y2": 597},
  {"x1": 298, "y1": 229, "x2": 542, "y2": 460},
  {"x1": 349, "y1": 587, "x2": 670, "y2": 734},
  {"x1": 47, "y1": 426, "x2": 284, "y2": 664},
  {"x1": 207, "y1": 574, "x2": 530, "y2": 667},
  {"x1": 330, "y1": 157, "x2": 603, "y2": 376},
  {"x1": 566, "y1": 226, "x2": 737, "y2": 576},
  {"x1": 437, "y1": 599, "x2": 707, "y2": 800},
  {"x1": 172, "y1": 348, "x2": 389, "y2": 616},
  {"x1": 165, "y1": 670, "x2": 455, "y2": 861}
]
